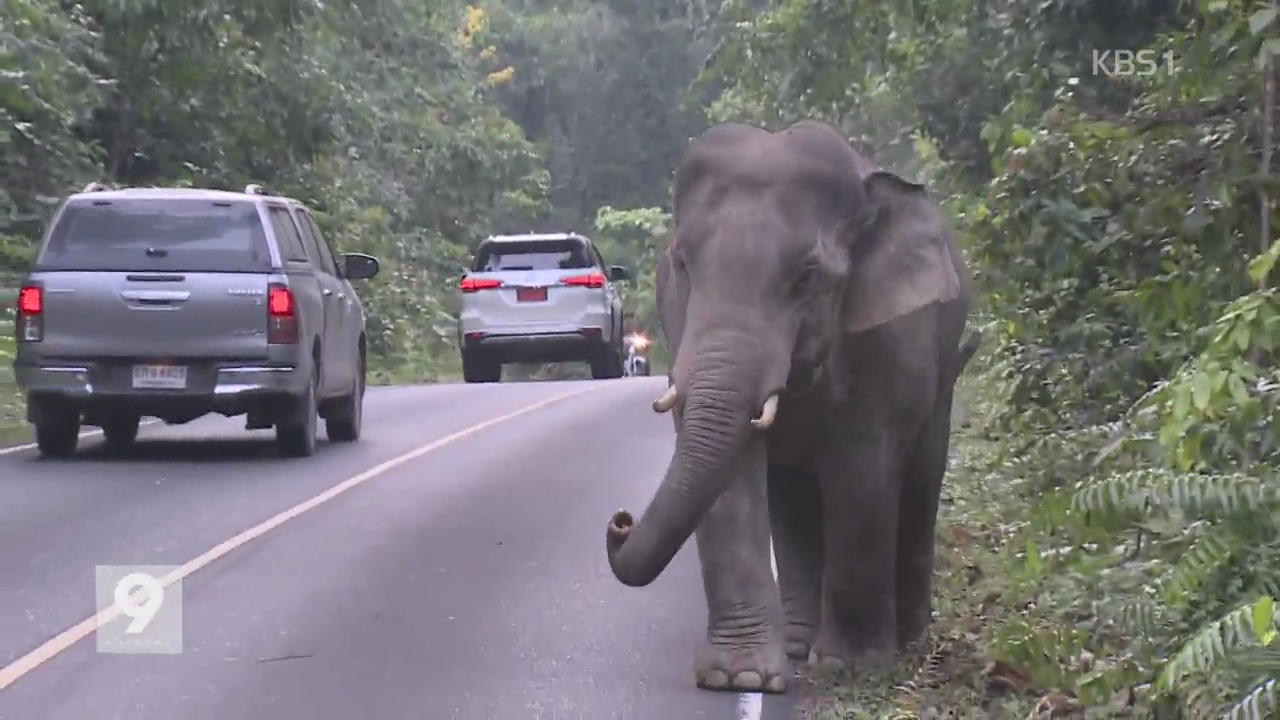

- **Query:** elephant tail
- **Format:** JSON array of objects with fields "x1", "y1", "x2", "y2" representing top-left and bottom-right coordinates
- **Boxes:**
[{"x1": 956, "y1": 330, "x2": 982, "y2": 375}]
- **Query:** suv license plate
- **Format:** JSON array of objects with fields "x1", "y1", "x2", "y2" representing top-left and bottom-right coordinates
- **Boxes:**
[
  {"x1": 132, "y1": 364, "x2": 188, "y2": 389},
  {"x1": 516, "y1": 287, "x2": 548, "y2": 303}
]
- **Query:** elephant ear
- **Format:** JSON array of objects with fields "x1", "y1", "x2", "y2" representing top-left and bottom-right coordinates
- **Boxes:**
[
  {"x1": 842, "y1": 171, "x2": 962, "y2": 334},
  {"x1": 655, "y1": 241, "x2": 689, "y2": 365}
]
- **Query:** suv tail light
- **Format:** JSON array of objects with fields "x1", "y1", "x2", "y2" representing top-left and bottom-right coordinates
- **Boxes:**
[
  {"x1": 460, "y1": 276, "x2": 503, "y2": 293},
  {"x1": 561, "y1": 272, "x2": 605, "y2": 289},
  {"x1": 16, "y1": 285, "x2": 43, "y2": 342},
  {"x1": 267, "y1": 283, "x2": 298, "y2": 344}
]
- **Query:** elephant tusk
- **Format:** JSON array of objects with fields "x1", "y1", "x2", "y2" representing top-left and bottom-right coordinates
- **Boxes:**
[
  {"x1": 652, "y1": 386, "x2": 679, "y2": 413},
  {"x1": 750, "y1": 394, "x2": 779, "y2": 430}
]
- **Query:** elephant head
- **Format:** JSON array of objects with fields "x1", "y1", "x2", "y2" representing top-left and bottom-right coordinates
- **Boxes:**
[{"x1": 605, "y1": 121, "x2": 964, "y2": 587}]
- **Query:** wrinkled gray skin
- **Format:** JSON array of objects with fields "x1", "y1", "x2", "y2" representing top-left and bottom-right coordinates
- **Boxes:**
[{"x1": 605, "y1": 120, "x2": 979, "y2": 693}]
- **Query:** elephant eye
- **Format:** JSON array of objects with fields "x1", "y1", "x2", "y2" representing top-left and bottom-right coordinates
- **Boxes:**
[{"x1": 793, "y1": 261, "x2": 820, "y2": 295}]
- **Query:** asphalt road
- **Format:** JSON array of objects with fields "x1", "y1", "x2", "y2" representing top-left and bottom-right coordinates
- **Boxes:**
[{"x1": 0, "y1": 377, "x2": 802, "y2": 720}]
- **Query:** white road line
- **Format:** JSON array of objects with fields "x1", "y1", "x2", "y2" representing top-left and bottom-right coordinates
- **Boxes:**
[
  {"x1": 735, "y1": 692, "x2": 764, "y2": 719},
  {"x1": 0, "y1": 420, "x2": 162, "y2": 457},
  {"x1": 0, "y1": 386, "x2": 597, "y2": 691}
]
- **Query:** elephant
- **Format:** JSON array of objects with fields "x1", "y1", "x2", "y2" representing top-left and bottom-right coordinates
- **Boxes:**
[{"x1": 604, "y1": 120, "x2": 980, "y2": 693}]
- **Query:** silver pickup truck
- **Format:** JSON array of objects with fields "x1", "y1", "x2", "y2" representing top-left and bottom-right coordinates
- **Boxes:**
[{"x1": 12, "y1": 184, "x2": 380, "y2": 458}]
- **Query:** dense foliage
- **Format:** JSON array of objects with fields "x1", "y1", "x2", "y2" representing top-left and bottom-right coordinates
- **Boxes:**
[{"x1": 5, "y1": 0, "x2": 541, "y2": 379}]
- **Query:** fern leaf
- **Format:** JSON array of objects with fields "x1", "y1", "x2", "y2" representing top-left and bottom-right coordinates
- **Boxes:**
[
  {"x1": 1159, "y1": 602, "x2": 1258, "y2": 691},
  {"x1": 1233, "y1": 649, "x2": 1280, "y2": 676},
  {"x1": 1162, "y1": 523, "x2": 1242, "y2": 603},
  {"x1": 1152, "y1": 474, "x2": 1275, "y2": 515},
  {"x1": 1224, "y1": 678, "x2": 1279, "y2": 720},
  {"x1": 1071, "y1": 469, "x2": 1159, "y2": 516},
  {"x1": 1070, "y1": 469, "x2": 1277, "y2": 520},
  {"x1": 1099, "y1": 598, "x2": 1165, "y2": 637}
]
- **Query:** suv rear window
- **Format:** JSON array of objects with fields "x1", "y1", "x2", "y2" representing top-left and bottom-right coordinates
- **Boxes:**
[
  {"x1": 37, "y1": 199, "x2": 271, "y2": 273},
  {"x1": 472, "y1": 240, "x2": 594, "y2": 272}
]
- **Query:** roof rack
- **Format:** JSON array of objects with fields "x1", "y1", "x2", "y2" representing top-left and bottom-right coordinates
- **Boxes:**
[
  {"x1": 81, "y1": 182, "x2": 113, "y2": 193},
  {"x1": 244, "y1": 184, "x2": 266, "y2": 195}
]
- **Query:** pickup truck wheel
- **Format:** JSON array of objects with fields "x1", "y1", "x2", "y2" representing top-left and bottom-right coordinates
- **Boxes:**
[
  {"x1": 276, "y1": 373, "x2": 318, "y2": 457},
  {"x1": 103, "y1": 414, "x2": 141, "y2": 451},
  {"x1": 36, "y1": 413, "x2": 80, "y2": 459},
  {"x1": 326, "y1": 358, "x2": 364, "y2": 443}
]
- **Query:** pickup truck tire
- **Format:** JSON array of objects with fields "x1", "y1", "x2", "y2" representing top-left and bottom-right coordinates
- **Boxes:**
[
  {"x1": 102, "y1": 414, "x2": 141, "y2": 451},
  {"x1": 326, "y1": 358, "x2": 364, "y2": 443},
  {"x1": 36, "y1": 415, "x2": 80, "y2": 458},
  {"x1": 276, "y1": 373, "x2": 318, "y2": 457}
]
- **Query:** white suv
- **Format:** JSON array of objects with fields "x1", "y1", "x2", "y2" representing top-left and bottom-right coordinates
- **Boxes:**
[{"x1": 456, "y1": 233, "x2": 628, "y2": 382}]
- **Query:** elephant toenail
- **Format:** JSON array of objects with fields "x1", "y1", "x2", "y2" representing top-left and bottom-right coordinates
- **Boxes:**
[
  {"x1": 732, "y1": 671, "x2": 764, "y2": 690},
  {"x1": 765, "y1": 675, "x2": 787, "y2": 693},
  {"x1": 698, "y1": 670, "x2": 729, "y2": 689}
]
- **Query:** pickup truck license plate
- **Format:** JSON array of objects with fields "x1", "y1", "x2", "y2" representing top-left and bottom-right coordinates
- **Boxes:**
[{"x1": 132, "y1": 364, "x2": 188, "y2": 389}]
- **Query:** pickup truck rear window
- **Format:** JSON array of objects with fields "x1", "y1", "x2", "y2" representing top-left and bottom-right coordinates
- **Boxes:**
[
  {"x1": 37, "y1": 199, "x2": 272, "y2": 273},
  {"x1": 472, "y1": 240, "x2": 593, "y2": 271}
]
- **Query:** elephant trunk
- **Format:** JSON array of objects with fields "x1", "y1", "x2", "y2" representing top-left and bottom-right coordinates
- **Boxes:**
[{"x1": 607, "y1": 369, "x2": 755, "y2": 587}]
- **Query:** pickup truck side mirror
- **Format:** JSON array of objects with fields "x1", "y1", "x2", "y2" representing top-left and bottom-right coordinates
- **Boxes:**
[
  {"x1": 342, "y1": 253, "x2": 380, "y2": 280},
  {"x1": 608, "y1": 265, "x2": 630, "y2": 282}
]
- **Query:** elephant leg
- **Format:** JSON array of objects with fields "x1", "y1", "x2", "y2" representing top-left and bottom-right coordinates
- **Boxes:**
[
  {"x1": 895, "y1": 391, "x2": 954, "y2": 648},
  {"x1": 767, "y1": 463, "x2": 823, "y2": 661},
  {"x1": 694, "y1": 436, "x2": 787, "y2": 693},
  {"x1": 811, "y1": 428, "x2": 900, "y2": 672}
]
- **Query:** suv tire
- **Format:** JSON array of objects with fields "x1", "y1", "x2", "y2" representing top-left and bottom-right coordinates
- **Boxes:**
[
  {"x1": 276, "y1": 372, "x2": 318, "y2": 457},
  {"x1": 590, "y1": 340, "x2": 624, "y2": 380},
  {"x1": 103, "y1": 414, "x2": 141, "y2": 451},
  {"x1": 326, "y1": 355, "x2": 364, "y2": 442},
  {"x1": 462, "y1": 352, "x2": 501, "y2": 383}
]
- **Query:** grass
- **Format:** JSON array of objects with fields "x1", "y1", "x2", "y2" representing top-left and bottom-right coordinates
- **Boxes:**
[
  {"x1": 798, "y1": 366, "x2": 1062, "y2": 719},
  {"x1": 0, "y1": 302, "x2": 30, "y2": 444},
  {"x1": 0, "y1": 378, "x2": 26, "y2": 444}
]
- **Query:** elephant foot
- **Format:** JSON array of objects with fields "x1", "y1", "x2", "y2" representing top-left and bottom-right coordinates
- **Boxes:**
[
  {"x1": 783, "y1": 622, "x2": 815, "y2": 661},
  {"x1": 809, "y1": 627, "x2": 896, "y2": 676},
  {"x1": 896, "y1": 599, "x2": 934, "y2": 651},
  {"x1": 808, "y1": 645, "x2": 895, "y2": 677},
  {"x1": 784, "y1": 638, "x2": 811, "y2": 661},
  {"x1": 695, "y1": 640, "x2": 788, "y2": 693},
  {"x1": 896, "y1": 616, "x2": 932, "y2": 652}
]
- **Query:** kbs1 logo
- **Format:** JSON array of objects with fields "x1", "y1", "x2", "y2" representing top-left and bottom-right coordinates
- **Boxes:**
[{"x1": 1092, "y1": 49, "x2": 1177, "y2": 77}]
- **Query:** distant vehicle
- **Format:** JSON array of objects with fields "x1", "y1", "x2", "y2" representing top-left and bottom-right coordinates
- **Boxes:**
[
  {"x1": 623, "y1": 332, "x2": 651, "y2": 377},
  {"x1": 456, "y1": 233, "x2": 628, "y2": 383},
  {"x1": 12, "y1": 183, "x2": 380, "y2": 458}
]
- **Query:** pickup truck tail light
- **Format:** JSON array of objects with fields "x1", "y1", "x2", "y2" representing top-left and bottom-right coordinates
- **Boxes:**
[
  {"x1": 460, "y1": 276, "x2": 503, "y2": 293},
  {"x1": 267, "y1": 283, "x2": 299, "y2": 344},
  {"x1": 16, "y1": 285, "x2": 43, "y2": 342},
  {"x1": 561, "y1": 272, "x2": 605, "y2": 289}
]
